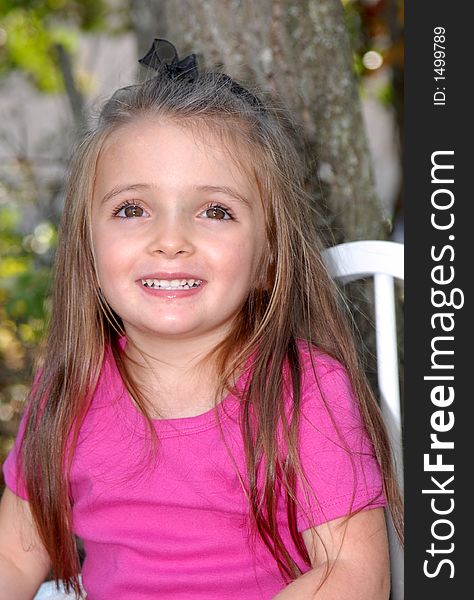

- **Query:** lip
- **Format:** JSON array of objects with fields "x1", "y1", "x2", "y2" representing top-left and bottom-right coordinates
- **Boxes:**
[{"x1": 136, "y1": 272, "x2": 206, "y2": 299}]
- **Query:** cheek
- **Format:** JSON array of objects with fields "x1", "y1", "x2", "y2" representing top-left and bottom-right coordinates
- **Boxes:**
[
  {"x1": 222, "y1": 240, "x2": 252, "y2": 268},
  {"x1": 92, "y1": 229, "x2": 128, "y2": 287},
  {"x1": 221, "y1": 238, "x2": 265, "y2": 286}
]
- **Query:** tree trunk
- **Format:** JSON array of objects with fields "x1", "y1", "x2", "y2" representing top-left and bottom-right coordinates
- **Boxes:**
[{"x1": 129, "y1": 0, "x2": 388, "y2": 243}]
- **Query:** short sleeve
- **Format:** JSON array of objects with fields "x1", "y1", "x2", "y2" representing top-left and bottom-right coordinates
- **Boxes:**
[
  {"x1": 295, "y1": 353, "x2": 386, "y2": 531},
  {"x1": 2, "y1": 405, "x2": 30, "y2": 500}
]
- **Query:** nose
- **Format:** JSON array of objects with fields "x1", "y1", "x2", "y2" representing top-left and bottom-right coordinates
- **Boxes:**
[{"x1": 146, "y1": 213, "x2": 195, "y2": 258}]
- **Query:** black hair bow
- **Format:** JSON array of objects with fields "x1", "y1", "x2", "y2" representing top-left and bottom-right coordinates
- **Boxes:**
[
  {"x1": 138, "y1": 38, "x2": 198, "y2": 82},
  {"x1": 138, "y1": 38, "x2": 263, "y2": 109}
]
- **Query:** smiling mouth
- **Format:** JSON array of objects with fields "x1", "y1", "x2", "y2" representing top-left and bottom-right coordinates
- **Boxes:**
[{"x1": 141, "y1": 278, "x2": 203, "y2": 290}]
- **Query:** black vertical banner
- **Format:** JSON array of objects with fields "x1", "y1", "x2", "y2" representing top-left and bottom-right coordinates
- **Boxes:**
[{"x1": 405, "y1": 3, "x2": 471, "y2": 598}]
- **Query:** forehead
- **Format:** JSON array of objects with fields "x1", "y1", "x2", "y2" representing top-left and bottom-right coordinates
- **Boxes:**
[{"x1": 94, "y1": 118, "x2": 259, "y2": 197}]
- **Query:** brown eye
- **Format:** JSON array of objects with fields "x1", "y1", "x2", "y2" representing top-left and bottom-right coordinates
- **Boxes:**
[
  {"x1": 124, "y1": 205, "x2": 144, "y2": 218},
  {"x1": 115, "y1": 203, "x2": 147, "y2": 218},
  {"x1": 203, "y1": 205, "x2": 233, "y2": 220},
  {"x1": 207, "y1": 207, "x2": 225, "y2": 219}
]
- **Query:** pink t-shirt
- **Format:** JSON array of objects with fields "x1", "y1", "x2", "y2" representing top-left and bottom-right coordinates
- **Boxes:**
[{"x1": 3, "y1": 344, "x2": 385, "y2": 599}]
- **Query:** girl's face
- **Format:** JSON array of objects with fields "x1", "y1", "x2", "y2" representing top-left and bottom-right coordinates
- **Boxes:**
[{"x1": 91, "y1": 119, "x2": 266, "y2": 347}]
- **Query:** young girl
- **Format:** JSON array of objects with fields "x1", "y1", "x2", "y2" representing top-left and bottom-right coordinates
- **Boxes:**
[{"x1": 0, "y1": 39, "x2": 402, "y2": 600}]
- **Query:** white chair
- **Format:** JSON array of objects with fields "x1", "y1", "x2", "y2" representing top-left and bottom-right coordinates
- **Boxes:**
[
  {"x1": 34, "y1": 578, "x2": 83, "y2": 599},
  {"x1": 321, "y1": 240, "x2": 404, "y2": 600}
]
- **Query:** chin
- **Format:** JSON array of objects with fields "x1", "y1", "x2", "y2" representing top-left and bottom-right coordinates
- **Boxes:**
[{"x1": 137, "y1": 323, "x2": 201, "y2": 338}]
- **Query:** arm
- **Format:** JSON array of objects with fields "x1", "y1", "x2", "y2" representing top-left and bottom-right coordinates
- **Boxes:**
[
  {"x1": 0, "y1": 487, "x2": 51, "y2": 600},
  {"x1": 272, "y1": 508, "x2": 390, "y2": 600}
]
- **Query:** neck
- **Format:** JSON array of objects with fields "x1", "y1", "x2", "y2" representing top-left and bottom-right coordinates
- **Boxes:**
[
  {"x1": 122, "y1": 327, "x2": 229, "y2": 375},
  {"x1": 119, "y1": 327, "x2": 235, "y2": 418}
]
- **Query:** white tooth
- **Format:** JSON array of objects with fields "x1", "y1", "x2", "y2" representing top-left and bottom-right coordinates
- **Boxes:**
[{"x1": 142, "y1": 278, "x2": 202, "y2": 289}]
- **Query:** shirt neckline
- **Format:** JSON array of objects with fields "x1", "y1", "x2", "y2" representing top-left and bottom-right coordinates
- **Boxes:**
[{"x1": 109, "y1": 338, "x2": 252, "y2": 438}]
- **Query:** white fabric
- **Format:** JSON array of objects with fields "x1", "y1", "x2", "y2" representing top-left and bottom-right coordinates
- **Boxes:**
[{"x1": 35, "y1": 578, "x2": 84, "y2": 599}]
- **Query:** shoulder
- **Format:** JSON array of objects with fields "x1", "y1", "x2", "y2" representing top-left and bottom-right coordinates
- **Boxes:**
[
  {"x1": 296, "y1": 340, "x2": 355, "y2": 403},
  {"x1": 291, "y1": 341, "x2": 385, "y2": 528},
  {"x1": 294, "y1": 340, "x2": 365, "y2": 436}
]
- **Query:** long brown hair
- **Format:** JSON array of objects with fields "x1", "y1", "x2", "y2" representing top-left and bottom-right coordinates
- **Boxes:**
[{"x1": 20, "y1": 66, "x2": 403, "y2": 595}]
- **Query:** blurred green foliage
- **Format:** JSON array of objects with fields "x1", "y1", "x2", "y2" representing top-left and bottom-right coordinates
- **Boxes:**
[
  {"x1": 0, "y1": 206, "x2": 53, "y2": 332},
  {"x1": 0, "y1": 0, "x2": 107, "y2": 91},
  {"x1": 343, "y1": 0, "x2": 404, "y2": 104},
  {"x1": 0, "y1": 202, "x2": 55, "y2": 478}
]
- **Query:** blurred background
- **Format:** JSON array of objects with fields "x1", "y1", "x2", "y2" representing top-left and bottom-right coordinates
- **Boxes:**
[{"x1": 0, "y1": 0, "x2": 404, "y2": 492}]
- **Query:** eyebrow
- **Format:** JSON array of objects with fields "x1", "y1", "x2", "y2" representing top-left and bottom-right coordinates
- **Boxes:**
[
  {"x1": 100, "y1": 183, "x2": 253, "y2": 208},
  {"x1": 193, "y1": 185, "x2": 252, "y2": 208},
  {"x1": 100, "y1": 184, "x2": 153, "y2": 206}
]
